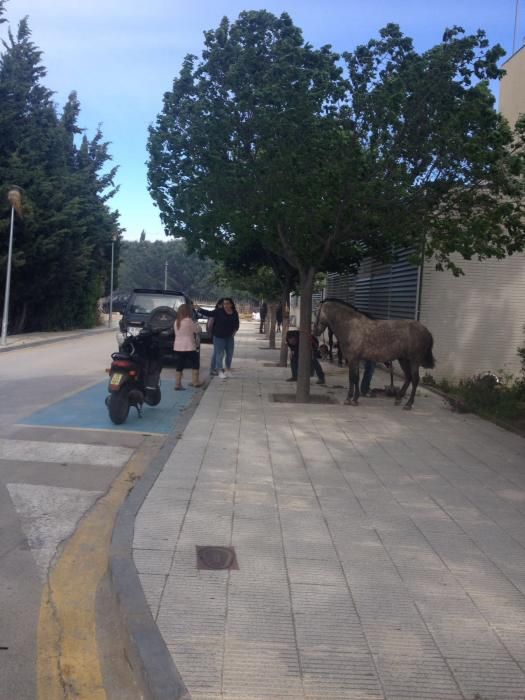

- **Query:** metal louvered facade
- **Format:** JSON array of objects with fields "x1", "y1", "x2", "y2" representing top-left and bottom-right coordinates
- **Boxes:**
[{"x1": 325, "y1": 249, "x2": 420, "y2": 320}]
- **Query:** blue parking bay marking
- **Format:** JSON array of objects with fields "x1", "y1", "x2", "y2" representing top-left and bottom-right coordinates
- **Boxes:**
[{"x1": 18, "y1": 379, "x2": 196, "y2": 434}]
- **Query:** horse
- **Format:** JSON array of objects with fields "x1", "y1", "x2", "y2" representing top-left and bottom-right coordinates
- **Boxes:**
[{"x1": 312, "y1": 298, "x2": 436, "y2": 409}]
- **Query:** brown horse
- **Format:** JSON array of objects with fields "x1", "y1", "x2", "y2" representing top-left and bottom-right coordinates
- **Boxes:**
[{"x1": 313, "y1": 298, "x2": 435, "y2": 409}]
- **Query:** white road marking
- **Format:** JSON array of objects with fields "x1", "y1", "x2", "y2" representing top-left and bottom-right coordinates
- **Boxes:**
[
  {"x1": 0, "y1": 438, "x2": 132, "y2": 467},
  {"x1": 7, "y1": 483, "x2": 102, "y2": 580}
]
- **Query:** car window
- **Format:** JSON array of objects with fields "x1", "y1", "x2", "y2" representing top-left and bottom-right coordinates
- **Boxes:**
[{"x1": 129, "y1": 294, "x2": 185, "y2": 314}]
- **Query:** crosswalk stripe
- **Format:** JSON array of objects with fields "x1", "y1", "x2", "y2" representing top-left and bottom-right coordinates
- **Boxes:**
[
  {"x1": 0, "y1": 438, "x2": 132, "y2": 467},
  {"x1": 7, "y1": 483, "x2": 103, "y2": 581}
]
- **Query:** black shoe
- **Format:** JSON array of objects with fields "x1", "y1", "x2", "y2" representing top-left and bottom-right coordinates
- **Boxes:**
[
  {"x1": 316, "y1": 378, "x2": 326, "y2": 385},
  {"x1": 286, "y1": 377, "x2": 297, "y2": 382}
]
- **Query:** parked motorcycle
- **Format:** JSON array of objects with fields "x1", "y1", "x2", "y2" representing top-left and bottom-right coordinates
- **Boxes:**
[{"x1": 106, "y1": 306, "x2": 177, "y2": 424}]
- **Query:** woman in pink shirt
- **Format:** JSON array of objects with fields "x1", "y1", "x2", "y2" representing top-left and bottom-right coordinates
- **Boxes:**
[{"x1": 173, "y1": 304, "x2": 202, "y2": 390}]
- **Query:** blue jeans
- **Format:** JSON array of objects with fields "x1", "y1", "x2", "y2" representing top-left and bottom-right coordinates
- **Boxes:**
[
  {"x1": 213, "y1": 336, "x2": 235, "y2": 370},
  {"x1": 360, "y1": 360, "x2": 376, "y2": 394},
  {"x1": 225, "y1": 335, "x2": 234, "y2": 369},
  {"x1": 290, "y1": 350, "x2": 325, "y2": 381}
]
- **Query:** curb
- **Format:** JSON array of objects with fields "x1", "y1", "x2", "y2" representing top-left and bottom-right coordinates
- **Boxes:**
[
  {"x1": 108, "y1": 384, "x2": 207, "y2": 699},
  {"x1": 0, "y1": 326, "x2": 115, "y2": 353}
]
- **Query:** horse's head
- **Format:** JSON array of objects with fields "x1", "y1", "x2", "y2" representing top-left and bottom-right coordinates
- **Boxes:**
[{"x1": 312, "y1": 303, "x2": 328, "y2": 337}]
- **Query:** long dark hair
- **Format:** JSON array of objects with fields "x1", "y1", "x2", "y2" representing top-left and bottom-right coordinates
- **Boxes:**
[{"x1": 222, "y1": 297, "x2": 237, "y2": 311}]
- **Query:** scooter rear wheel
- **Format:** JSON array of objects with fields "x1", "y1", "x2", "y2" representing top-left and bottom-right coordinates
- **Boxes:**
[{"x1": 108, "y1": 387, "x2": 130, "y2": 424}]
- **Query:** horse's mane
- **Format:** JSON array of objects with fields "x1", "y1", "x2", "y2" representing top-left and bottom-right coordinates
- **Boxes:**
[{"x1": 321, "y1": 297, "x2": 375, "y2": 320}]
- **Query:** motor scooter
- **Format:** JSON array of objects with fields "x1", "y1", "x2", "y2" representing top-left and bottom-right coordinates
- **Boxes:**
[{"x1": 106, "y1": 327, "x2": 164, "y2": 424}]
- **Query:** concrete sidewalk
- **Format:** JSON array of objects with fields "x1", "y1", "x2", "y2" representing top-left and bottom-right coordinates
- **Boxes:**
[{"x1": 133, "y1": 321, "x2": 525, "y2": 700}]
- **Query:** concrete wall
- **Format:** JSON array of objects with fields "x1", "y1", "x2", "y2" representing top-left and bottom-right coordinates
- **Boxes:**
[
  {"x1": 419, "y1": 253, "x2": 525, "y2": 380},
  {"x1": 500, "y1": 45, "x2": 525, "y2": 128}
]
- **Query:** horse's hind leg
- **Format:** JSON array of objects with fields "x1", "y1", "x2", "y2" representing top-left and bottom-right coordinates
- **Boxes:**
[
  {"x1": 404, "y1": 364, "x2": 420, "y2": 410},
  {"x1": 395, "y1": 359, "x2": 412, "y2": 406},
  {"x1": 344, "y1": 362, "x2": 360, "y2": 406}
]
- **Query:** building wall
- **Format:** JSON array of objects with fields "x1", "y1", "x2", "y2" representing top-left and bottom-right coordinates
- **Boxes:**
[
  {"x1": 500, "y1": 45, "x2": 525, "y2": 128},
  {"x1": 419, "y1": 253, "x2": 525, "y2": 380},
  {"x1": 326, "y1": 250, "x2": 420, "y2": 320}
]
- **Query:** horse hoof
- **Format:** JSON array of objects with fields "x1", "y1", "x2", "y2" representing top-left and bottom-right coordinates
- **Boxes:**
[{"x1": 403, "y1": 404, "x2": 412, "y2": 411}]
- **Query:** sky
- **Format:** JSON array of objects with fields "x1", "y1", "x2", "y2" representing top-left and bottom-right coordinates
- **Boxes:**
[{"x1": 1, "y1": 1, "x2": 524, "y2": 242}]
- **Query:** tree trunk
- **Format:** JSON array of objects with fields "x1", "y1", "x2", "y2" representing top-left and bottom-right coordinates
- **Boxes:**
[
  {"x1": 296, "y1": 268, "x2": 315, "y2": 403},
  {"x1": 278, "y1": 295, "x2": 290, "y2": 367},
  {"x1": 268, "y1": 302, "x2": 277, "y2": 349}
]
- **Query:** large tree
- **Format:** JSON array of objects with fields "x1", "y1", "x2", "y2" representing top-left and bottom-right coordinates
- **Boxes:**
[
  {"x1": 147, "y1": 12, "x2": 525, "y2": 401},
  {"x1": 0, "y1": 13, "x2": 121, "y2": 331},
  {"x1": 218, "y1": 236, "x2": 298, "y2": 355}
]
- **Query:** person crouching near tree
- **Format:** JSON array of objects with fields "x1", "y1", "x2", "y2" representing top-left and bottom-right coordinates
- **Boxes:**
[
  {"x1": 285, "y1": 330, "x2": 325, "y2": 385},
  {"x1": 173, "y1": 304, "x2": 203, "y2": 390}
]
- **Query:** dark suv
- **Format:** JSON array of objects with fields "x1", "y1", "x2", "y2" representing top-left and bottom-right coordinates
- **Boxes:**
[{"x1": 118, "y1": 288, "x2": 195, "y2": 364}]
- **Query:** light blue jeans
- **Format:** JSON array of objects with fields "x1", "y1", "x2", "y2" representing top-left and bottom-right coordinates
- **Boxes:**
[{"x1": 213, "y1": 336, "x2": 235, "y2": 370}]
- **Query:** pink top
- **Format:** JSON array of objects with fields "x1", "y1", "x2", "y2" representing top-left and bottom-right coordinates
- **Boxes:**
[{"x1": 173, "y1": 317, "x2": 200, "y2": 352}]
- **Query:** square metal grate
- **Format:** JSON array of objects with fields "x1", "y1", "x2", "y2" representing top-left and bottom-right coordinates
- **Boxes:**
[{"x1": 196, "y1": 545, "x2": 239, "y2": 570}]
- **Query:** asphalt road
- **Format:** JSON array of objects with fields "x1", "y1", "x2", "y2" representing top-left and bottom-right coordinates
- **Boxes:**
[{"x1": 0, "y1": 332, "x2": 211, "y2": 699}]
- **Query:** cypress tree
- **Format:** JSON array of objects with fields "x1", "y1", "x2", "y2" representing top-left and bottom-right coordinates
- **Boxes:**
[{"x1": 0, "y1": 13, "x2": 121, "y2": 331}]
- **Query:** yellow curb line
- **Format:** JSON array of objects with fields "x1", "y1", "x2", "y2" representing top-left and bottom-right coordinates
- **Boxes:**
[{"x1": 37, "y1": 436, "x2": 164, "y2": 699}]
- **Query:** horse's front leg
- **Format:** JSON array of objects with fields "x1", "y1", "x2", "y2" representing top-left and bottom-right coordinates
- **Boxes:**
[
  {"x1": 344, "y1": 361, "x2": 360, "y2": 406},
  {"x1": 395, "y1": 358, "x2": 412, "y2": 406}
]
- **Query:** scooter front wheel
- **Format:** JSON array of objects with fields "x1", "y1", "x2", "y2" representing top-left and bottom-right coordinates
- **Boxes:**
[
  {"x1": 144, "y1": 387, "x2": 161, "y2": 406},
  {"x1": 107, "y1": 387, "x2": 130, "y2": 424}
]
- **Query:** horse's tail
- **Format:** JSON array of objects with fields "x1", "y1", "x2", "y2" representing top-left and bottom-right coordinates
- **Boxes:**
[{"x1": 422, "y1": 334, "x2": 436, "y2": 369}]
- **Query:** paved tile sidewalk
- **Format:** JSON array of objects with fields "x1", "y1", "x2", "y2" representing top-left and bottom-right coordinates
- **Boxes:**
[{"x1": 133, "y1": 322, "x2": 525, "y2": 700}]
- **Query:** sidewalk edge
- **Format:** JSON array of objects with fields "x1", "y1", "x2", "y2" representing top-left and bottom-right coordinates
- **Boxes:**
[
  {"x1": 0, "y1": 327, "x2": 115, "y2": 353},
  {"x1": 108, "y1": 388, "x2": 205, "y2": 700}
]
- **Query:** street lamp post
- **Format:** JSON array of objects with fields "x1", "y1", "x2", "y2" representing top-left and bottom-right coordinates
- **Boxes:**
[
  {"x1": 108, "y1": 232, "x2": 117, "y2": 328},
  {"x1": 1, "y1": 187, "x2": 22, "y2": 346}
]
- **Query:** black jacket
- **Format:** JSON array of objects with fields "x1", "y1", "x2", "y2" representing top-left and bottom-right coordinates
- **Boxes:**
[{"x1": 199, "y1": 307, "x2": 239, "y2": 338}]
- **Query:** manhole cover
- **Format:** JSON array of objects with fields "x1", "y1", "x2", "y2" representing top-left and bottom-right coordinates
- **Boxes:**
[
  {"x1": 271, "y1": 393, "x2": 337, "y2": 404},
  {"x1": 196, "y1": 546, "x2": 238, "y2": 570}
]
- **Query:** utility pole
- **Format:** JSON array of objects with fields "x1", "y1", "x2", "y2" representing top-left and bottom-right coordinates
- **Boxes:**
[
  {"x1": 1, "y1": 187, "x2": 22, "y2": 346},
  {"x1": 513, "y1": 0, "x2": 521, "y2": 54},
  {"x1": 164, "y1": 260, "x2": 168, "y2": 290},
  {"x1": 108, "y1": 232, "x2": 117, "y2": 328}
]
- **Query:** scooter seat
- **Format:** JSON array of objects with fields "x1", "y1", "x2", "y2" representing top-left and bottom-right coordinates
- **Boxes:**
[{"x1": 111, "y1": 352, "x2": 133, "y2": 361}]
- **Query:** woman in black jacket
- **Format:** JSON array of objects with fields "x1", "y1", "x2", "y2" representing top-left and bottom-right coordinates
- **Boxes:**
[{"x1": 196, "y1": 298, "x2": 239, "y2": 379}]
